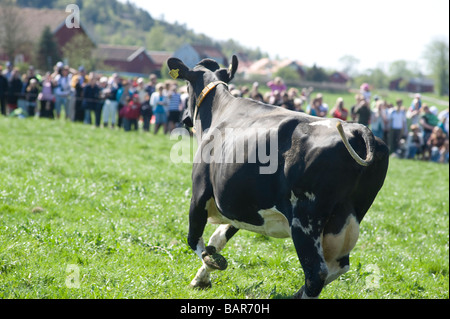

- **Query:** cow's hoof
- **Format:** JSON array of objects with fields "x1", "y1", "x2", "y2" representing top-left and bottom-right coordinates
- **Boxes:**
[
  {"x1": 292, "y1": 286, "x2": 305, "y2": 299},
  {"x1": 202, "y1": 246, "x2": 228, "y2": 271},
  {"x1": 189, "y1": 280, "x2": 212, "y2": 290}
]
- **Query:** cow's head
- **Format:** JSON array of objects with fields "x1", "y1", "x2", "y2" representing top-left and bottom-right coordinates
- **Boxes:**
[{"x1": 167, "y1": 55, "x2": 238, "y2": 127}]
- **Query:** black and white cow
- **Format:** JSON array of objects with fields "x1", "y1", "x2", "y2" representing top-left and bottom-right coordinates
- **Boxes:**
[{"x1": 167, "y1": 55, "x2": 389, "y2": 299}]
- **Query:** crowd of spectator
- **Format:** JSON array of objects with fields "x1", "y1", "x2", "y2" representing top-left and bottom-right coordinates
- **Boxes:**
[
  {"x1": 0, "y1": 62, "x2": 187, "y2": 135},
  {"x1": 1, "y1": 62, "x2": 448, "y2": 164}
]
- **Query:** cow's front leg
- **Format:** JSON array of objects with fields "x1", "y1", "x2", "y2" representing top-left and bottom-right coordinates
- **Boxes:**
[{"x1": 187, "y1": 199, "x2": 229, "y2": 289}]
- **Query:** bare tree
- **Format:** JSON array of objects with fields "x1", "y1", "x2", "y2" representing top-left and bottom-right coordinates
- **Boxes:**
[{"x1": 0, "y1": 0, "x2": 29, "y2": 63}]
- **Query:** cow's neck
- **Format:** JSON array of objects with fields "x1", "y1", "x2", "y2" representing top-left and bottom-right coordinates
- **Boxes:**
[{"x1": 195, "y1": 84, "x2": 233, "y2": 135}]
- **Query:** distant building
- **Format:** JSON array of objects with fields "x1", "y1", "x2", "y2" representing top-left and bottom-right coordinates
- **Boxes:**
[
  {"x1": 173, "y1": 44, "x2": 228, "y2": 68},
  {"x1": 389, "y1": 77, "x2": 434, "y2": 93},
  {"x1": 329, "y1": 71, "x2": 350, "y2": 84},
  {"x1": 95, "y1": 44, "x2": 164, "y2": 76},
  {"x1": 243, "y1": 58, "x2": 305, "y2": 80}
]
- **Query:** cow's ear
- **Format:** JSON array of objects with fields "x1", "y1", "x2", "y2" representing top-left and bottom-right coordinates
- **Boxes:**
[
  {"x1": 167, "y1": 58, "x2": 194, "y2": 81},
  {"x1": 227, "y1": 55, "x2": 238, "y2": 81}
]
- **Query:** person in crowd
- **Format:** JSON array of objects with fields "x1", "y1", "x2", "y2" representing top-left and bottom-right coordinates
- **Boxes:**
[
  {"x1": 3, "y1": 61, "x2": 14, "y2": 81},
  {"x1": 330, "y1": 97, "x2": 348, "y2": 121},
  {"x1": 353, "y1": 94, "x2": 371, "y2": 126},
  {"x1": 249, "y1": 82, "x2": 264, "y2": 102},
  {"x1": 6, "y1": 68, "x2": 23, "y2": 114},
  {"x1": 24, "y1": 78, "x2": 39, "y2": 117},
  {"x1": 420, "y1": 104, "x2": 439, "y2": 159},
  {"x1": 150, "y1": 83, "x2": 169, "y2": 135},
  {"x1": 313, "y1": 93, "x2": 328, "y2": 117},
  {"x1": 135, "y1": 77, "x2": 147, "y2": 104},
  {"x1": 267, "y1": 77, "x2": 287, "y2": 95},
  {"x1": 388, "y1": 99, "x2": 407, "y2": 154},
  {"x1": 280, "y1": 92, "x2": 295, "y2": 110},
  {"x1": 410, "y1": 93, "x2": 422, "y2": 110},
  {"x1": 370, "y1": 100, "x2": 387, "y2": 140},
  {"x1": 54, "y1": 65, "x2": 72, "y2": 119},
  {"x1": 38, "y1": 72, "x2": 56, "y2": 119},
  {"x1": 268, "y1": 89, "x2": 282, "y2": 105},
  {"x1": 293, "y1": 98, "x2": 305, "y2": 112},
  {"x1": 360, "y1": 83, "x2": 371, "y2": 102},
  {"x1": 167, "y1": 83, "x2": 182, "y2": 132},
  {"x1": 101, "y1": 75, "x2": 119, "y2": 128},
  {"x1": 117, "y1": 79, "x2": 131, "y2": 128},
  {"x1": 71, "y1": 66, "x2": 88, "y2": 122},
  {"x1": 145, "y1": 73, "x2": 158, "y2": 98},
  {"x1": 406, "y1": 124, "x2": 424, "y2": 159},
  {"x1": 428, "y1": 126, "x2": 449, "y2": 163},
  {"x1": 308, "y1": 97, "x2": 321, "y2": 116},
  {"x1": 0, "y1": 66, "x2": 8, "y2": 115},
  {"x1": 120, "y1": 93, "x2": 141, "y2": 132},
  {"x1": 438, "y1": 108, "x2": 449, "y2": 136},
  {"x1": 140, "y1": 93, "x2": 153, "y2": 132},
  {"x1": 82, "y1": 73, "x2": 101, "y2": 126},
  {"x1": 407, "y1": 97, "x2": 422, "y2": 127}
]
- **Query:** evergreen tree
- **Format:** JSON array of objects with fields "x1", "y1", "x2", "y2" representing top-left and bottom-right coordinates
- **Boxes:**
[{"x1": 34, "y1": 26, "x2": 61, "y2": 72}]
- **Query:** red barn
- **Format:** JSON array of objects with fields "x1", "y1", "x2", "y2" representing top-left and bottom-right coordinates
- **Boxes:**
[{"x1": 95, "y1": 44, "x2": 162, "y2": 76}]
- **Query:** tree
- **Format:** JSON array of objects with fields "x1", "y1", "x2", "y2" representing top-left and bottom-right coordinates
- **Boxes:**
[
  {"x1": 0, "y1": 0, "x2": 30, "y2": 62},
  {"x1": 275, "y1": 66, "x2": 301, "y2": 82},
  {"x1": 422, "y1": 38, "x2": 449, "y2": 96},
  {"x1": 305, "y1": 64, "x2": 328, "y2": 82},
  {"x1": 61, "y1": 33, "x2": 99, "y2": 72},
  {"x1": 34, "y1": 26, "x2": 61, "y2": 71},
  {"x1": 338, "y1": 55, "x2": 360, "y2": 77},
  {"x1": 388, "y1": 60, "x2": 416, "y2": 80}
]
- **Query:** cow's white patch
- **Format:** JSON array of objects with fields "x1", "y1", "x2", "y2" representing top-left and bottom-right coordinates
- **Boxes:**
[
  {"x1": 205, "y1": 198, "x2": 291, "y2": 238},
  {"x1": 322, "y1": 214, "x2": 359, "y2": 284},
  {"x1": 309, "y1": 119, "x2": 332, "y2": 129},
  {"x1": 292, "y1": 217, "x2": 313, "y2": 235},
  {"x1": 304, "y1": 192, "x2": 316, "y2": 201},
  {"x1": 208, "y1": 224, "x2": 231, "y2": 252},
  {"x1": 290, "y1": 191, "x2": 298, "y2": 207}
]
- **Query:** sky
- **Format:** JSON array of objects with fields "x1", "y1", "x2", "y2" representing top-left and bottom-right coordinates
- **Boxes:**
[{"x1": 123, "y1": 0, "x2": 449, "y2": 73}]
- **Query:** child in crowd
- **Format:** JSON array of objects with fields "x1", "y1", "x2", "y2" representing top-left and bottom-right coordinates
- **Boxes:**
[{"x1": 120, "y1": 93, "x2": 141, "y2": 131}]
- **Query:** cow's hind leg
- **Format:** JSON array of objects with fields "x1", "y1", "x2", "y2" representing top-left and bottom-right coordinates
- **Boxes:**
[
  {"x1": 190, "y1": 224, "x2": 239, "y2": 289},
  {"x1": 291, "y1": 199, "x2": 329, "y2": 299}
]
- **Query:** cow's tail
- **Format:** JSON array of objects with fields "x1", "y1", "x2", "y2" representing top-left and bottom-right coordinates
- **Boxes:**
[{"x1": 336, "y1": 121, "x2": 374, "y2": 167}]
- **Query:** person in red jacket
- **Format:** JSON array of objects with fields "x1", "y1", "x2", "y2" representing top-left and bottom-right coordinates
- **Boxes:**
[{"x1": 120, "y1": 93, "x2": 141, "y2": 131}]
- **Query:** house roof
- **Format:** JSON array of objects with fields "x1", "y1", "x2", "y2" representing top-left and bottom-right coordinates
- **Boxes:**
[
  {"x1": 191, "y1": 44, "x2": 226, "y2": 60},
  {"x1": 147, "y1": 51, "x2": 172, "y2": 66},
  {"x1": 96, "y1": 44, "x2": 149, "y2": 62}
]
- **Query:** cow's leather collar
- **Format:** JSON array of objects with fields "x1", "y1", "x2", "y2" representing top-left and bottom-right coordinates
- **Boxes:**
[{"x1": 193, "y1": 81, "x2": 228, "y2": 129}]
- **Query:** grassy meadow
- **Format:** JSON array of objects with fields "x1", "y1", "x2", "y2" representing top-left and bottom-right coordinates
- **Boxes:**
[{"x1": 0, "y1": 115, "x2": 448, "y2": 299}]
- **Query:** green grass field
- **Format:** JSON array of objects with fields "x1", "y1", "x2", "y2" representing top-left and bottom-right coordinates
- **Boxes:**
[{"x1": 0, "y1": 116, "x2": 448, "y2": 299}]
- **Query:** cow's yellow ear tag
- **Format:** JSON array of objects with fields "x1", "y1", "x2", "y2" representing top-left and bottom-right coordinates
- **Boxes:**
[
  {"x1": 228, "y1": 63, "x2": 233, "y2": 72},
  {"x1": 169, "y1": 69, "x2": 179, "y2": 79}
]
